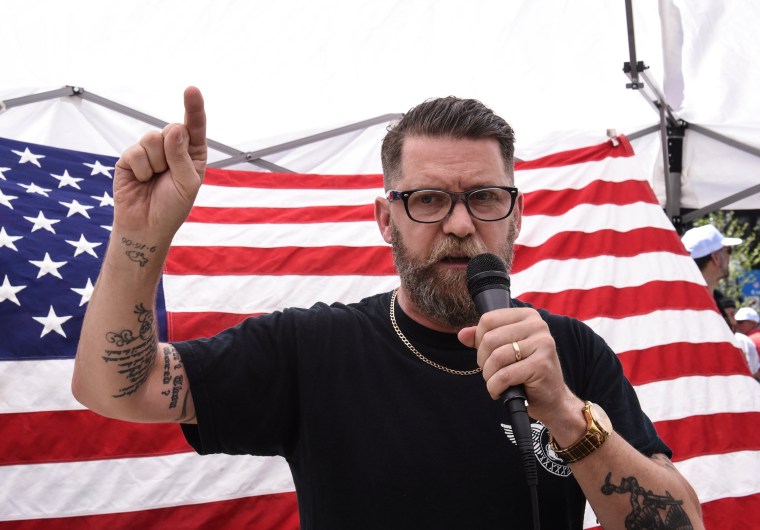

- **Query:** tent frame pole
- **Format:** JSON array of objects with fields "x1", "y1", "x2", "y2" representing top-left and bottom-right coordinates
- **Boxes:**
[
  {"x1": 1, "y1": 86, "x2": 403, "y2": 175},
  {"x1": 208, "y1": 113, "x2": 402, "y2": 169},
  {"x1": 1, "y1": 86, "x2": 291, "y2": 172}
]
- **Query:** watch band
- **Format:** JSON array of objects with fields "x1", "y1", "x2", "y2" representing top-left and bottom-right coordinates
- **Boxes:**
[{"x1": 550, "y1": 401, "x2": 612, "y2": 464}]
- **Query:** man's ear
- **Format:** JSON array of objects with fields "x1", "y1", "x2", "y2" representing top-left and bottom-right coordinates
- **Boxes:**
[
  {"x1": 375, "y1": 196, "x2": 393, "y2": 244},
  {"x1": 512, "y1": 192, "x2": 524, "y2": 238}
]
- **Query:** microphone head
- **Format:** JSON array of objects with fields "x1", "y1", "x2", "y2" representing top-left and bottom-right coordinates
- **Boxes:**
[{"x1": 467, "y1": 253, "x2": 510, "y2": 297}]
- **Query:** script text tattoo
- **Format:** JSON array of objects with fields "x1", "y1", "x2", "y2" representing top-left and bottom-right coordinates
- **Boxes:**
[
  {"x1": 161, "y1": 344, "x2": 194, "y2": 422},
  {"x1": 102, "y1": 304, "x2": 157, "y2": 398}
]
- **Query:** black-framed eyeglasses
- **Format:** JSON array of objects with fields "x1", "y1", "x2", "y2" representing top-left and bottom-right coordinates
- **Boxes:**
[{"x1": 386, "y1": 186, "x2": 519, "y2": 223}]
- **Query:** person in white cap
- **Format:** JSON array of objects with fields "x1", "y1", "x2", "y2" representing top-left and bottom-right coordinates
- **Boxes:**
[
  {"x1": 681, "y1": 224, "x2": 742, "y2": 328},
  {"x1": 731, "y1": 306, "x2": 760, "y2": 381},
  {"x1": 736, "y1": 306, "x2": 760, "y2": 352}
]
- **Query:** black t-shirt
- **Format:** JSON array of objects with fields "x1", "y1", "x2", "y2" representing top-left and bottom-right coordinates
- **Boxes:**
[{"x1": 177, "y1": 292, "x2": 670, "y2": 530}]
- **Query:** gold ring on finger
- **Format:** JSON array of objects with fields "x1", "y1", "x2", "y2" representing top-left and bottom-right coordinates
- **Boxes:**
[{"x1": 512, "y1": 341, "x2": 522, "y2": 362}]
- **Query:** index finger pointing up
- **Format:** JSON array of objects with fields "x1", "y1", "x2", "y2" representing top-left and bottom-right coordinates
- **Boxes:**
[{"x1": 183, "y1": 86, "x2": 207, "y2": 156}]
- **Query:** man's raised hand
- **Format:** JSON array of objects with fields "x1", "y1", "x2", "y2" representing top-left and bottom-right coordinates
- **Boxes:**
[{"x1": 113, "y1": 87, "x2": 207, "y2": 244}]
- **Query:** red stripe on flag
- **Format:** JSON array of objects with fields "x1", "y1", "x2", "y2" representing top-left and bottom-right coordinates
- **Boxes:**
[
  {"x1": 522, "y1": 179, "x2": 658, "y2": 216},
  {"x1": 165, "y1": 246, "x2": 395, "y2": 276},
  {"x1": 655, "y1": 412, "x2": 760, "y2": 462},
  {"x1": 519, "y1": 281, "x2": 715, "y2": 321},
  {"x1": 701, "y1": 493, "x2": 760, "y2": 530},
  {"x1": 515, "y1": 136, "x2": 634, "y2": 171},
  {"x1": 168, "y1": 311, "x2": 262, "y2": 342},
  {"x1": 512, "y1": 227, "x2": 688, "y2": 273},
  {"x1": 204, "y1": 167, "x2": 383, "y2": 189},
  {"x1": 617, "y1": 342, "x2": 750, "y2": 385},
  {"x1": 0, "y1": 492, "x2": 300, "y2": 530},
  {"x1": 0, "y1": 410, "x2": 191, "y2": 465},
  {"x1": 186, "y1": 204, "x2": 376, "y2": 224}
]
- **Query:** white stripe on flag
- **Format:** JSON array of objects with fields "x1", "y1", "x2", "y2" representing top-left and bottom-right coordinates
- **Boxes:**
[
  {"x1": 636, "y1": 375, "x2": 760, "y2": 423},
  {"x1": 9, "y1": 360, "x2": 760, "y2": 423},
  {"x1": 0, "y1": 452, "x2": 294, "y2": 520},
  {"x1": 585, "y1": 310, "x2": 734, "y2": 353},
  {"x1": 518, "y1": 203, "x2": 676, "y2": 246},
  {"x1": 173, "y1": 221, "x2": 386, "y2": 247},
  {"x1": 163, "y1": 274, "x2": 400, "y2": 314},
  {"x1": 676, "y1": 450, "x2": 760, "y2": 504},
  {"x1": 0, "y1": 359, "x2": 83, "y2": 413},
  {"x1": 194, "y1": 185, "x2": 381, "y2": 208},
  {"x1": 516, "y1": 162, "x2": 646, "y2": 193},
  {"x1": 512, "y1": 253, "x2": 705, "y2": 295}
]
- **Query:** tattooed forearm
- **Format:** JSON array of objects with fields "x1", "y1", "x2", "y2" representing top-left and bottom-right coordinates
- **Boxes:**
[
  {"x1": 601, "y1": 472, "x2": 693, "y2": 529},
  {"x1": 160, "y1": 344, "x2": 194, "y2": 422},
  {"x1": 102, "y1": 304, "x2": 157, "y2": 398},
  {"x1": 120, "y1": 237, "x2": 157, "y2": 267}
]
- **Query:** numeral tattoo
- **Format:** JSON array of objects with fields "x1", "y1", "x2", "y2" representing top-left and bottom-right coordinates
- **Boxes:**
[
  {"x1": 120, "y1": 237, "x2": 157, "y2": 267},
  {"x1": 601, "y1": 472, "x2": 693, "y2": 529},
  {"x1": 102, "y1": 304, "x2": 156, "y2": 398}
]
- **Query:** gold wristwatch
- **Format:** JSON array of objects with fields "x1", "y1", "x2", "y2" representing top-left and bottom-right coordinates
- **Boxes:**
[{"x1": 550, "y1": 401, "x2": 613, "y2": 464}]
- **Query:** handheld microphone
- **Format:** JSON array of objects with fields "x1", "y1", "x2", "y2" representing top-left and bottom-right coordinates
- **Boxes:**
[{"x1": 467, "y1": 253, "x2": 538, "y2": 492}]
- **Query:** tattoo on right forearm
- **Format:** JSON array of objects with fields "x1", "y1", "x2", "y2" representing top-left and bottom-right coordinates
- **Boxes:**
[
  {"x1": 601, "y1": 472, "x2": 693, "y2": 529},
  {"x1": 102, "y1": 304, "x2": 156, "y2": 398}
]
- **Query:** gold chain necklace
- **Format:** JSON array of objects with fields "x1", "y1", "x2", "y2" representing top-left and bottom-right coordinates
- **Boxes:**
[{"x1": 389, "y1": 289, "x2": 482, "y2": 376}]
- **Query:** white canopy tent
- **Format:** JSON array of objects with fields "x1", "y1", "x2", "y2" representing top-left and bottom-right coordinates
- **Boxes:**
[
  {"x1": 3, "y1": 2, "x2": 760, "y2": 526},
  {"x1": 2, "y1": 0, "x2": 759, "y2": 223}
]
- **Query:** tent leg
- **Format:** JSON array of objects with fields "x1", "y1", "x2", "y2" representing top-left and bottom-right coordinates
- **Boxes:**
[{"x1": 660, "y1": 104, "x2": 683, "y2": 230}]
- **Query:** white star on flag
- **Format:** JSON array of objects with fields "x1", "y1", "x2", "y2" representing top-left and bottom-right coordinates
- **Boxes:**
[
  {"x1": 0, "y1": 227, "x2": 23, "y2": 251},
  {"x1": 0, "y1": 167, "x2": 10, "y2": 180},
  {"x1": 0, "y1": 275, "x2": 26, "y2": 305},
  {"x1": 24, "y1": 211, "x2": 61, "y2": 233},
  {"x1": 90, "y1": 191, "x2": 114, "y2": 207},
  {"x1": 28, "y1": 252, "x2": 68, "y2": 279},
  {"x1": 0, "y1": 188, "x2": 19, "y2": 209},
  {"x1": 18, "y1": 182, "x2": 52, "y2": 197},
  {"x1": 71, "y1": 278, "x2": 95, "y2": 306},
  {"x1": 12, "y1": 147, "x2": 46, "y2": 168},
  {"x1": 83, "y1": 160, "x2": 114, "y2": 178},
  {"x1": 32, "y1": 306, "x2": 73, "y2": 338},
  {"x1": 59, "y1": 199, "x2": 94, "y2": 219},
  {"x1": 50, "y1": 170, "x2": 84, "y2": 189},
  {"x1": 65, "y1": 234, "x2": 102, "y2": 257}
]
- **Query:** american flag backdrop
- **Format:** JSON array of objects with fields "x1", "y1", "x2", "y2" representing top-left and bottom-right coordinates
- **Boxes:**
[{"x1": 1, "y1": 134, "x2": 759, "y2": 528}]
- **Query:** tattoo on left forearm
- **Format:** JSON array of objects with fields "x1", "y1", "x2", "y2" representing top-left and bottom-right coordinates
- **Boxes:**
[
  {"x1": 120, "y1": 237, "x2": 157, "y2": 267},
  {"x1": 102, "y1": 304, "x2": 156, "y2": 398},
  {"x1": 601, "y1": 472, "x2": 693, "y2": 529}
]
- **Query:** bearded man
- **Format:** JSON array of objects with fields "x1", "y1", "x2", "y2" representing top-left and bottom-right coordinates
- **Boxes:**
[{"x1": 73, "y1": 88, "x2": 704, "y2": 529}]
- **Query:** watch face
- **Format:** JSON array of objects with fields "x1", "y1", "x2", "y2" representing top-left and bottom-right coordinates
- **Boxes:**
[{"x1": 590, "y1": 402, "x2": 613, "y2": 434}]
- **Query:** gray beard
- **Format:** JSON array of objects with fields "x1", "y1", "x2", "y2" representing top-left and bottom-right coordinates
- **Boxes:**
[{"x1": 390, "y1": 223, "x2": 517, "y2": 329}]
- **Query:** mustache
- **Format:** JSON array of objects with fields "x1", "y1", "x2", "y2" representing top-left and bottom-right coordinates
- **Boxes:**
[{"x1": 425, "y1": 236, "x2": 488, "y2": 266}]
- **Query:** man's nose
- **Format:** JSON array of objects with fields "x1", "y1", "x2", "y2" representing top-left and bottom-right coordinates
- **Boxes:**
[{"x1": 441, "y1": 200, "x2": 476, "y2": 238}]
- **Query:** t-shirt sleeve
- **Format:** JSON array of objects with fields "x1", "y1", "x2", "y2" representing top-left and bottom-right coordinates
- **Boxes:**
[
  {"x1": 549, "y1": 313, "x2": 672, "y2": 459},
  {"x1": 175, "y1": 310, "x2": 301, "y2": 458}
]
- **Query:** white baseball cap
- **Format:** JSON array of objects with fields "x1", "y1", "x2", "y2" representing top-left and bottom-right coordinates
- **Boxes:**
[
  {"x1": 735, "y1": 307, "x2": 760, "y2": 324},
  {"x1": 681, "y1": 224, "x2": 742, "y2": 259}
]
